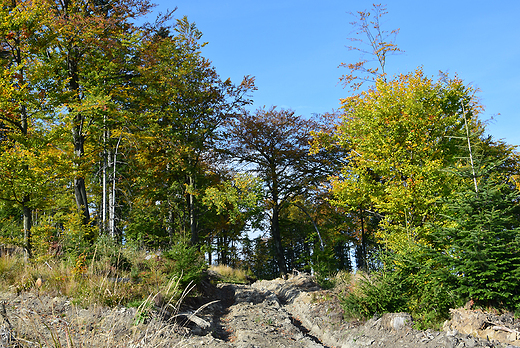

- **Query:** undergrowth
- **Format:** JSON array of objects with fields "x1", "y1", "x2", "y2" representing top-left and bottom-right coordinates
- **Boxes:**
[
  {"x1": 0, "y1": 236, "x2": 207, "y2": 309},
  {"x1": 209, "y1": 264, "x2": 253, "y2": 284}
]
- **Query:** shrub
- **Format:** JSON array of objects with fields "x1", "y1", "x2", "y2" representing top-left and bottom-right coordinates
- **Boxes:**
[
  {"x1": 341, "y1": 269, "x2": 408, "y2": 320},
  {"x1": 340, "y1": 249, "x2": 460, "y2": 329},
  {"x1": 163, "y1": 239, "x2": 207, "y2": 288}
]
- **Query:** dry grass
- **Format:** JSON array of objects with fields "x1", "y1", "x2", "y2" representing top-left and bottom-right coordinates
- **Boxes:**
[
  {"x1": 1, "y1": 293, "x2": 186, "y2": 348},
  {"x1": 0, "y1": 255, "x2": 195, "y2": 348},
  {"x1": 0, "y1": 238, "x2": 210, "y2": 347},
  {"x1": 209, "y1": 264, "x2": 250, "y2": 284},
  {"x1": 331, "y1": 270, "x2": 356, "y2": 295},
  {"x1": 0, "y1": 248, "x2": 182, "y2": 309}
]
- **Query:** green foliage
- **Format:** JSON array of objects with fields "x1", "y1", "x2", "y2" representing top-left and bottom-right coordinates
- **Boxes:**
[
  {"x1": 203, "y1": 172, "x2": 264, "y2": 225},
  {"x1": 341, "y1": 270, "x2": 408, "y2": 320},
  {"x1": 330, "y1": 69, "x2": 483, "y2": 254},
  {"x1": 430, "y1": 159, "x2": 520, "y2": 310},
  {"x1": 0, "y1": 203, "x2": 23, "y2": 246},
  {"x1": 341, "y1": 250, "x2": 460, "y2": 329},
  {"x1": 125, "y1": 202, "x2": 169, "y2": 249},
  {"x1": 89, "y1": 235, "x2": 132, "y2": 273},
  {"x1": 341, "y1": 153, "x2": 520, "y2": 328},
  {"x1": 162, "y1": 239, "x2": 207, "y2": 288},
  {"x1": 311, "y1": 246, "x2": 338, "y2": 289},
  {"x1": 390, "y1": 250, "x2": 461, "y2": 329},
  {"x1": 242, "y1": 236, "x2": 277, "y2": 280}
]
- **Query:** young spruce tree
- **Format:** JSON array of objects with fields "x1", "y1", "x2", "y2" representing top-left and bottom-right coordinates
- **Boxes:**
[{"x1": 431, "y1": 155, "x2": 520, "y2": 309}]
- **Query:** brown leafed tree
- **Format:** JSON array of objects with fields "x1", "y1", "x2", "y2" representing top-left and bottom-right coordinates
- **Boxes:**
[{"x1": 224, "y1": 107, "x2": 337, "y2": 275}]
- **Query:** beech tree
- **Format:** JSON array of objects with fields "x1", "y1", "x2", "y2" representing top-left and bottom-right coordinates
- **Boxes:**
[
  {"x1": 330, "y1": 69, "x2": 484, "y2": 253},
  {"x1": 0, "y1": 0, "x2": 57, "y2": 257},
  {"x1": 225, "y1": 107, "x2": 335, "y2": 274},
  {"x1": 127, "y1": 17, "x2": 255, "y2": 247},
  {"x1": 44, "y1": 0, "x2": 152, "y2": 230}
]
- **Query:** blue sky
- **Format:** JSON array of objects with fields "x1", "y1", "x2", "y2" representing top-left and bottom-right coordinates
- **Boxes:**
[{"x1": 147, "y1": 1, "x2": 520, "y2": 146}]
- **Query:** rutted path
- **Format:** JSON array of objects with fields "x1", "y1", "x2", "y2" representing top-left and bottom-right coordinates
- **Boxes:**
[
  {"x1": 1, "y1": 273, "x2": 519, "y2": 347},
  {"x1": 176, "y1": 274, "x2": 512, "y2": 348},
  {"x1": 176, "y1": 275, "x2": 336, "y2": 348}
]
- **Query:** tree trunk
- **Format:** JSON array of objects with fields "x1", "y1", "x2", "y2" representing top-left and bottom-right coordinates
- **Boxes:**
[
  {"x1": 168, "y1": 206, "x2": 174, "y2": 246},
  {"x1": 359, "y1": 207, "x2": 367, "y2": 271},
  {"x1": 189, "y1": 175, "x2": 198, "y2": 245},
  {"x1": 71, "y1": 125, "x2": 90, "y2": 226},
  {"x1": 101, "y1": 116, "x2": 108, "y2": 235},
  {"x1": 271, "y1": 204, "x2": 287, "y2": 275},
  {"x1": 68, "y1": 48, "x2": 91, "y2": 227},
  {"x1": 74, "y1": 176, "x2": 90, "y2": 225},
  {"x1": 22, "y1": 196, "x2": 32, "y2": 260},
  {"x1": 17, "y1": 37, "x2": 32, "y2": 259}
]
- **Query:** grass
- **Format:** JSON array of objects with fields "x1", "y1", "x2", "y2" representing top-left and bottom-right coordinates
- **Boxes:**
[
  {"x1": 0, "y1": 240, "x2": 204, "y2": 309},
  {"x1": 209, "y1": 264, "x2": 252, "y2": 284},
  {"x1": 0, "y1": 244, "x2": 264, "y2": 346},
  {"x1": 0, "y1": 242, "x2": 204, "y2": 348}
]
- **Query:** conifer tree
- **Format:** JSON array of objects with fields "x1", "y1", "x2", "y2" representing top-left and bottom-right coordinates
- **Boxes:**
[{"x1": 431, "y1": 155, "x2": 520, "y2": 308}]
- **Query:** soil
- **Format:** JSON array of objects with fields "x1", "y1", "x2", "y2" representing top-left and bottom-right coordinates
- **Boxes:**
[{"x1": 0, "y1": 272, "x2": 518, "y2": 348}]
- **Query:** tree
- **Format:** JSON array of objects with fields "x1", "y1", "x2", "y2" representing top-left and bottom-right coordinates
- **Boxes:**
[
  {"x1": 45, "y1": 0, "x2": 152, "y2": 230},
  {"x1": 225, "y1": 107, "x2": 334, "y2": 274},
  {"x1": 0, "y1": 0, "x2": 58, "y2": 257},
  {"x1": 202, "y1": 172, "x2": 263, "y2": 265},
  {"x1": 340, "y1": 3, "x2": 403, "y2": 91},
  {"x1": 430, "y1": 146, "x2": 520, "y2": 309},
  {"x1": 128, "y1": 17, "x2": 254, "y2": 247},
  {"x1": 330, "y1": 69, "x2": 483, "y2": 253}
]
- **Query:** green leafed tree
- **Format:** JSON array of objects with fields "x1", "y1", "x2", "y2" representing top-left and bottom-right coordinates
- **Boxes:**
[
  {"x1": 0, "y1": 0, "x2": 62, "y2": 257},
  {"x1": 330, "y1": 69, "x2": 484, "y2": 254},
  {"x1": 429, "y1": 147, "x2": 520, "y2": 309},
  {"x1": 126, "y1": 17, "x2": 255, "y2": 248},
  {"x1": 44, "y1": 0, "x2": 152, "y2": 232}
]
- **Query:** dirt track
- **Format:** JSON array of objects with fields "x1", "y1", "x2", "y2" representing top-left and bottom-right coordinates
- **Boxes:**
[{"x1": 0, "y1": 274, "x2": 517, "y2": 347}]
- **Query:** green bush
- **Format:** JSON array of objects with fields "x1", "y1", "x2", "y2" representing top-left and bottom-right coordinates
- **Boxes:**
[
  {"x1": 340, "y1": 249, "x2": 460, "y2": 329},
  {"x1": 341, "y1": 269, "x2": 408, "y2": 320},
  {"x1": 163, "y1": 239, "x2": 207, "y2": 288}
]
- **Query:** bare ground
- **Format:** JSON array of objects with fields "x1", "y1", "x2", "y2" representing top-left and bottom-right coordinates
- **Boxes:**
[{"x1": 0, "y1": 273, "x2": 518, "y2": 347}]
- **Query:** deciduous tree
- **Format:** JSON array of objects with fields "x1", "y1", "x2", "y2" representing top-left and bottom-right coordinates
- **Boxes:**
[
  {"x1": 127, "y1": 17, "x2": 254, "y2": 247},
  {"x1": 331, "y1": 69, "x2": 484, "y2": 253},
  {"x1": 0, "y1": 0, "x2": 57, "y2": 257},
  {"x1": 225, "y1": 107, "x2": 335, "y2": 274},
  {"x1": 45, "y1": 0, "x2": 152, "y2": 230}
]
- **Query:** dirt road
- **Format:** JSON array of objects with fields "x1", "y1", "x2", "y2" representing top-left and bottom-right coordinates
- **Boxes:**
[{"x1": 0, "y1": 274, "x2": 514, "y2": 347}]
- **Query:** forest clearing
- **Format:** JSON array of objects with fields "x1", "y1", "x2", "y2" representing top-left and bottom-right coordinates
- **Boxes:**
[{"x1": 1, "y1": 1, "x2": 520, "y2": 345}]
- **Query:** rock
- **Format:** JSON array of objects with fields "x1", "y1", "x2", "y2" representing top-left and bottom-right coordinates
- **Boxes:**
[
  {"x1": 444, "y1": 308, "x2": 520, "y2": 347},
  {"x1": 380, "y1": 312, "x2": 413, "y2": 331}
]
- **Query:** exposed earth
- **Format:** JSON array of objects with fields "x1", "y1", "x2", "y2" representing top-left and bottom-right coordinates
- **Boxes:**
[{"x1": 0, "y1": 272, "x2": 519, "y2": 347}]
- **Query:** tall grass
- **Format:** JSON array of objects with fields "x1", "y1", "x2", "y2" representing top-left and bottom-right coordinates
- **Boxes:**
[
  {"x1": 0, "y1": 239, "x2": 207, "y2": 347},
  {"x1": 0, "y1": 238, "x2": 205, "y2": 308},
  {"x1": 209, "y1": 264, "x2": 252, "y2": 284}
]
